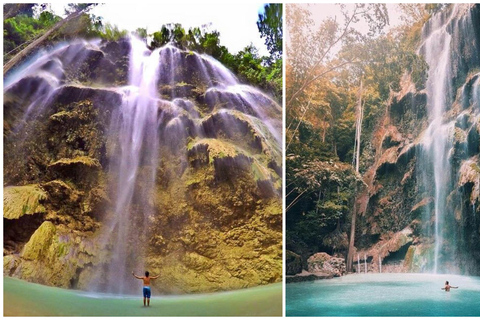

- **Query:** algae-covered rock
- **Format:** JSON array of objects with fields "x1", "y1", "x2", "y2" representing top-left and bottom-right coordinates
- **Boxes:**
[
  {"x1": 47, "y1": 156, "x2": 101, "y2": 185},
  {"x1": 403, "y1": 244, "x2": 434, "y2": 272},
  {"x1": 14, "y1": 221, "x2": 99, "y2": 288},
  {"x1": 4, "y1": 185, "x2": 47, "y2": 219},
  {"x1": 21, "y1": 221, "x2": 57, "y2": 261}
]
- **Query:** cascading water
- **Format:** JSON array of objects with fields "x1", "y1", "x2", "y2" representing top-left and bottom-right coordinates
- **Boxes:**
[
  {"x1": 92, "y1": 37, "x2": 161, "y2": 293},
  {"x1": 364, "y1": 254, "x2": 367, "y2": 274},
  {"x1": 419, "y1": 6, "x2": 456, "y2": 274},
  {"x1": 357, "y1": 254, "x2": 360, "y2": 273},
  {"x1": 418, "y1": 4, "x2": 480, "y2": 274}
]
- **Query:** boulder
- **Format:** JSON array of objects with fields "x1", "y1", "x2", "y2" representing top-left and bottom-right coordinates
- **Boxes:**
[{"x1": 307, "y1": 252, "x2": 346, "y2": 277}]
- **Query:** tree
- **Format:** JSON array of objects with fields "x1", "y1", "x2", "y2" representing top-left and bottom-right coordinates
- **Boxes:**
[
  {"x1": 257, "y1": 3, "x2": 282, "y2": 60},
  {"x1": 4, "y1": 8, "x2": 84, "y2": 75},
  {"x1": 4, "y1": 4, "x2": 36, "y2": 19},
  {"x1": 286, "y1": 4, "x2": 389, "y2": 110}
]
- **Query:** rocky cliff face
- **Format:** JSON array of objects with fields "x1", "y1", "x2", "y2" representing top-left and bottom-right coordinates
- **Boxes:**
[
  {"x1": 3, "y1": 38, "x2": 282, "y2": 293},
  {"x1": 355, "y1": 4, "x2": 480, "y2": 275}
]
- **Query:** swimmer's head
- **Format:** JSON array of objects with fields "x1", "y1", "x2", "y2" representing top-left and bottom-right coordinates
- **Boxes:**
[
  {"x1": 145, "y1": 271, "x2": 149, "y2": 277},
  {"x1": 446, "y1": 281, "x2": 449, "y2": 285}
]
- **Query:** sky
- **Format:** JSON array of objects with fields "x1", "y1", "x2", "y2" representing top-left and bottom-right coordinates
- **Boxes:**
[
  {"x1": 49, "y1": 2, "x2": 269, "y2": 56},
  {"x1": 303, "y1": 3, "x2": 402, "y2": 33},
  {"x1": 285, "y1": 3, "x2": 403, "y2": 55}
]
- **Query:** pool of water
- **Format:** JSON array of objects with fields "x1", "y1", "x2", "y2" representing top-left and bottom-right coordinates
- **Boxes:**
[
  {"x1": 286, "y1": 273, "x2": 480, "y2": 316},
  {"x1": 4, "y1": 277, "x2": 282, "y2": 316}
]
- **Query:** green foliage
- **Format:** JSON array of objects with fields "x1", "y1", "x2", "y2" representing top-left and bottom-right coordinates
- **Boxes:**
[
  {"x1": 4, "y1": 4, "x2": 37, "y2": 19},
  {"x1": 134, "y1": 28, "x2": 147, "y2": 40},
  {"x1": 98, "y1": 23, "x2": 128, "y2": 41},
  {"x1": 257, "y1": 3, "x2": 282, "y2": 60},
  {"x1": 4, "y1": 5, "x2": 281, "y2": 99},
  {"x1": 286, "y1": 160, "x2": 362, "y2": 251},
  {"x1": 3, "y1": 12, "x2": 61, "y2": 62}
]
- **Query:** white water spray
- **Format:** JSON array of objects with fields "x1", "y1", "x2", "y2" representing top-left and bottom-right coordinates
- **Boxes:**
[{"x1": 364, "y1": 254, "x2": 367, "y2": 274}]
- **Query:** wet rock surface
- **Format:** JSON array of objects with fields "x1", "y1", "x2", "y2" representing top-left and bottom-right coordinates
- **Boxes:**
[{"x1": 4, "y1": 39, "x2": 282, "y2": 293}]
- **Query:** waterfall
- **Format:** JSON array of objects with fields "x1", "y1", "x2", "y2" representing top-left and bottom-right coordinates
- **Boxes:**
[
  {"x1": 88, "y1": 37, "x2": 281, "y2": 293},
  {"x1": 420, "y1": 6, "x2": 455, "y2": 274},
  {"x1": 94, "y1": 37, "x2": 161, "y2": 294},
  {"x1": 364, "y1": 254, "x2": 367, "y2": 274},
  {"x1": 379, "y1": 256, "x2": 382, "y2": 273},
  {"x1": 418, "y1": 5, "x2": 461, "y2": 274},
  {"x1": 357, "y1": 254, "x2": 360, "y2": 274},
  {"x1": 417, "y1": 4, "x2": 480, "y2": 274}
]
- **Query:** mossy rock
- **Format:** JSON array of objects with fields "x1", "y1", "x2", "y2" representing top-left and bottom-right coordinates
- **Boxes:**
[
  {"x1": 183, "y1": 252, "x2": 214, "y2": 272},
  {"x1": 21, "y1": 221, "x2": 57, "y2": 261},
  {"x1": 47, "y1": 156, "x2": 101, "y2": 184},
  {"x1": 49, "y1": 156, "x2": 101, "y2": 169},
  {"x1": 3, "y1": 255, "x2": 21, "y2": 276},
  {"x1": 3, "y1": 185, "x2": 47, "y2": 220},
  {"x1": 404, "y1": 244, "x2": 434, "y2": 272},
  {"x1": 188, "y1": 138, "x2": 243, "y2": 163}
]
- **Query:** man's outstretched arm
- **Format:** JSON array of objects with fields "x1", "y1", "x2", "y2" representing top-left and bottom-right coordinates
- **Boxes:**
[
  {"x1": 132, "y1": 271, "x2": 143, "y2": 279},
  {"x1": 150, "y1": 275, "x2": 160, "y2": 279}
]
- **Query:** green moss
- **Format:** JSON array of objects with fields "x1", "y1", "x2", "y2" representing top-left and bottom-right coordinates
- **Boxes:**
[
  {"x1": 191, "y1": 138, "x2": 245, "y2": 163},
  {"x1": 3, "y1": 185, "x2": 47, "y2": 219},
  {"x1": 22, "y1": 221, "x2": 57, "y2": 261},
  {"x1": 251, "y1": 160, "x2": 269, "y2": 181},
  {"x1": 56, "y1": 241, "x2": 70, "y2": 258},
  {"x1": 49, "y1": 156, "x2": 100, "y2": 168}
]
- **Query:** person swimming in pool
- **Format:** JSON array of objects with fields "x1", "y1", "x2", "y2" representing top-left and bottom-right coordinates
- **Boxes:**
[
  {"x1": 442, "y1": 281, "x2": 459, "y2": 292},
  {"x1": 132, "y1": 271, "x2": 159, "y2": 306}
]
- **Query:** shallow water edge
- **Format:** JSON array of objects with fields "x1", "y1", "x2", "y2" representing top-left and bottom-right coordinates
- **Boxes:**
[
  {"x1": 286, "y1": 273, "x2": 480, "y2": 316},
  {"x1": 4, "y1": 276, "x2": 282, "y2": 316}
]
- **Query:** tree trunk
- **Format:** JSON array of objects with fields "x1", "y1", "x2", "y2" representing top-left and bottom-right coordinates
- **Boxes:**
[
  {"x1": 346, "y1": 78, "x2": 363, "y2": 273},
  {"x1": 346, "y1": 192, "x2": 357, "y2": 273},
  {"x1": 4, "y1": 4, "x2": 35, "y2": 20},
  {"x1": 3, "y1": 10, "x2": 84, "y2": 76}
]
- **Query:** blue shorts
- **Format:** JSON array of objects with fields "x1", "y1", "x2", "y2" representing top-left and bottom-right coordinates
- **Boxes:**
[{"x1": 143, "y1": 286, "x2": 151, "y2": 298}]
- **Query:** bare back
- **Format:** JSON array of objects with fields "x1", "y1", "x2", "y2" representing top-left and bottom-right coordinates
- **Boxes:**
[{"x1": 142, "y1": 277, "x2": 151, "y2": 286}]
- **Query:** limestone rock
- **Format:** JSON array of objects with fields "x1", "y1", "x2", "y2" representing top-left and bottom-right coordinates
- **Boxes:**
[
  {"x1": 307, "y1": 252, "x2": 346, "y2": 277},
  {"x1": 3, "y1": 185, "x2": 47, "y2": 220}
]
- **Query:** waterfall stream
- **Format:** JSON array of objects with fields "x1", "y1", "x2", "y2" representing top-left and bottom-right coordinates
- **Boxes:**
[
  {"x1": 94, "y1": 37, "x2": 161, "y2": 293},
  {"x1": 420, "y1": 5, "x2": 456, "y2": 274},
  {"x1": 418, "y1": 4, "x2": 479, "y2": 273}
]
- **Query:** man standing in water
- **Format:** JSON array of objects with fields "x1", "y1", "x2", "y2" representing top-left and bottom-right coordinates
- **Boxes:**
[
  {"x1": 442, "y1": 281, "x2": 459, "y2": 292},
  {"x1": 132, "y1": 271, "x2": 159, "y2": 306}
]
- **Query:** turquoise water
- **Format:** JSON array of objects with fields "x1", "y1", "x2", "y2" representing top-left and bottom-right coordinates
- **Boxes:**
[
  {"x1": 286, "y1": 273, "x2": 480, "y2": 316},
  {"x1": 4, "y1": 277, "x2": 282, "y2": 316}
]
